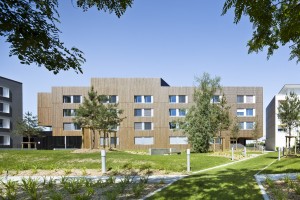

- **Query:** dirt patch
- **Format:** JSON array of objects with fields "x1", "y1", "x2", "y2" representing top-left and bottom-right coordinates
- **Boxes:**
[{"x1": 264, "y1": 178, "x2": 300, "y2": 199}]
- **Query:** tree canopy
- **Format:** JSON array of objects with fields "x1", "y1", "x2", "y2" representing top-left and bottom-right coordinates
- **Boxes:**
[
  {"x1": 0, "y1": 0, "x2": 132, "y2": 74},
  {"x1": 13, "y1": 112, "x2": 43, "y2": 142},
  {"x1": 222, "y1": 0, "x2": 300, "y2": 63},
  {"x1": 74, "y1": 87, "x2": 124, "y2": 149},
  {"x1": 182, "y1": 73, "x2": 229, "y2": 153},
  {"x1": 277, "y1": 92, "x2": 300, "y2": 148}
]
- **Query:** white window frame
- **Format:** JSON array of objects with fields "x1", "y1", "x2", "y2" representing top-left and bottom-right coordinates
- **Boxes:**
[
  {"x1": 169, "y1": 109, "x2": 187, "y2": 117},
  {"x1": 0, "y1": 118, "x2": 10, "y2": 129},
  {"x1": 134, "y1": 137, "x2": 154, "y2": 145},
  {"x1": 169, "y1": 136, "x2": 188, "y2": 145},
  {"x1": 134, "y1": 122, "x2": 153, "y2": 130},
  {"x1": 0, "y1": 102, "x2": 10, "y2": 113},
  {"x1": 0, "y1": 87, "x2": 10, "y2": 98},
  {"x1": 0, "y1": 135, "x2": 10, "y2": 145},
  {"x1": 237, "y1": 95, "x2": 256, "y2": 103},
  {"x1": 134, "y1": 109, "x2": 153, "y2": 117},
  {"x1": 236, "y1": 108, "x2": 255, "y2": 117},
  {"x1": 169, "y1": 95, "x2": 188, "y2": 103}
]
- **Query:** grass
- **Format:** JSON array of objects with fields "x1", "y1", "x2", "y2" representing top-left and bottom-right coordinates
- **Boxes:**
[
  {"x1": 0, "y1": 150, "x2": 232, "y2": 173},
  {"x1": 147, "y1": 152, "x2": 282, "y2": 199}
]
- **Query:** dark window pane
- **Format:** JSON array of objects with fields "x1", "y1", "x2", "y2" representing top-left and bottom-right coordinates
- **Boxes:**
[
  {"x1": 144, "y1": 122, "x2": 152, "y2": 130},
  {"x1": 0, "y1": 87, "x2": 3, "y2": 96},
  {"x1": 237, "y1": 95, "x2": 244, "y2": 103},
  {"x1": 179, "y1": 95, "x2": 186, "y2": 103},
  {"x1": 134, "y1": 109, "x2": 142, "y2": 116},
  {"x1": 63, "y1": 96, "x2": 71, "y2": 103},
  {"x1": 169, "y1": 95, "x2": 176, "y2": 103},
  {"x1": 144, "y1": 96, "x2": 152, "y2": 103},
  {"x1": 134, "y1": 96, "x2": 142, "y2": 103},
  {"x1": 73, "y1": 95, "x2": 81, "y2": 103},
  {"x1": 109, "y1": 95, "x2": 117, "y2": 103}
]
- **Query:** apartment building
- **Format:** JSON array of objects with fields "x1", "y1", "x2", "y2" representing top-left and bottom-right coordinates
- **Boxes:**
[
  {"x1": 266, "y1": 85, "x2": 300, "y2": 151},
  {"x1": 0, "y1": 76, "x2": 23, "y2": 148},
  {"x1": 38, "y1": 78, "x2": 263, "y2": 150}
]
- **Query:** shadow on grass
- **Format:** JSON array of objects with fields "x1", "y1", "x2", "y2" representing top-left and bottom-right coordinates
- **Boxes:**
[{"x1": 147, "y1": 168, "x2": 262, "y2": 200}]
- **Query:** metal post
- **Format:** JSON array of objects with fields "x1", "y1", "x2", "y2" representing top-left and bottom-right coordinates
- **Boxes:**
[
  {"x1": 101, "y1": 150, "x2": 106, "y2": 174},
  {"x1": 187, "y1": 149, "x2": 190, "y2": 172},
  {"x1": 64, "y1": 136, "x2": 67, "y2": 149},
  {"x1": 278, "y1": 147, "x2": 281, "y2": 161},
  {"x1": 231, "y1": 147, "x2": 234, "y2": 161}
]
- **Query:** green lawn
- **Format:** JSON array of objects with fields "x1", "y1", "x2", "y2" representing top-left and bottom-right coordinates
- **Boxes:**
[
  {"x1": 147, "y1": 152, "x2": 290, "y2": 200},
  {"x1": 0, "y1": 150, "x2": 231, "y2": 173}
]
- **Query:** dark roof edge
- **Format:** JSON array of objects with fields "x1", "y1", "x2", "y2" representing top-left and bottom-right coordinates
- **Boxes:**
[{"x1": 0, "y1": 76, "x2": 22, "y2": 84}]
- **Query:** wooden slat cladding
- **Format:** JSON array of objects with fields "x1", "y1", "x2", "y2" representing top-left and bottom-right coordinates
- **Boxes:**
[
  {"x1": 38, "y1": 78, "x2": 263, "y2": 150},
  {"x1": 37, "y1": 93, "x2": 52, "y2": 126}
]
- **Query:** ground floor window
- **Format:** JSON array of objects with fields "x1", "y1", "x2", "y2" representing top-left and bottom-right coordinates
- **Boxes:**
[
  {"x1": 100, "y1": 137, "x2": 119, "y2": 145},
  {"x1": 169, "y1": 136, "x2": 188, "y2": 145},
  {"x1": 134, "y1": 137, "x2": 153, "y2": 145},
  {"x1": 0, "y1": 135, "x2": 10, "y2": 145}
]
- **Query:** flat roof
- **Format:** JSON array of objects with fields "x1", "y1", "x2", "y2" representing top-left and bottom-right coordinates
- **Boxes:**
[
  {"x1": 0, "y1": 76, "x2": 22, "y2": 84},
  {"x1": 278, "y1": 84, "x2": 300, "y2": 95}
]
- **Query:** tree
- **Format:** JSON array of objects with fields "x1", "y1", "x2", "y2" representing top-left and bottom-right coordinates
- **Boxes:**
[
  {"x1": 97, "y1": 97, "x2": 124, "y2": 149},
  {"x1": 182, "y1": 73, "x2": 222, "y2": 153},
  {"x1": 73, "y1": 87, "x2": 124, "y2": 149},
  {"x1": 230, "y1": 117, "x2": 240, "y2": 150},
  {"x1": 251, "y1": 117, "x2": 261, "y2": 150},
  {"x1": 215, "y1": 93, "x2": 231, "y2": 150},
  {"x1": 277, "y1": 92, "x2": 300, "y2": 151},
  {"x1": 222, "y1": 0, "x2": 300, "y2": 63},
  {"x1": 1, "y1": 0, "x2": 132, "y2": 74},
  {"x1": 13, "y1": 112, "x2": 43, "y2": 147}
]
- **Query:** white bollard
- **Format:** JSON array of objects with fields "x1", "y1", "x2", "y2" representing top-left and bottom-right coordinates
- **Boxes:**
[
  {"x1": 278, "y1": 147, "x2": 281, "y2": 161},
  {"x1": 231, "y1": 147, "x2": 234, "y2": 161},
  {"x1": 244, "y1": 147, "x2": 247, "y2": 157},
  {"x1": 187, "y1": 149, "x2": 191, "y2": 172},
  {"x1": 101, "y1": 150, "x2": 106, "y2": 174}
]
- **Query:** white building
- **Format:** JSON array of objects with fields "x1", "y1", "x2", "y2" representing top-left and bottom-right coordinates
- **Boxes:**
[{"x1": 266, "y1": 85, "x2": 300, "y2": 151}]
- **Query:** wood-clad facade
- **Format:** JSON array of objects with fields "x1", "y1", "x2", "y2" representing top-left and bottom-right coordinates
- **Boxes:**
[{"x1": 38, "y1": 78, "x2": 263, "y2": 150}]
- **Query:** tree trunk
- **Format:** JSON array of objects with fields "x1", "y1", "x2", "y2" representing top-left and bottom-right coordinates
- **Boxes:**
[
  {"x1": 114, "y1": 132, "x2": 117, "y2": 148},
  {"x1": 28, "y1": 136, "x2": 31, "y2": 149},
  {"x1": 108, "y1": 132, "x2": 111, "y2": 150}
]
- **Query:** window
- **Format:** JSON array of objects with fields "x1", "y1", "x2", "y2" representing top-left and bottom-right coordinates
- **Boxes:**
[
  {"x1": 63, "y1": 123, "x2": 81, "y2": 131},
  {"x1": 169, "y1": 122, "x2": 181, "y2": 130},
  {"x1": 0, "y1": 118, "x2": 10, "y2": 129},
  {"x1": 246, "y1": 109, "x2": 254, "y2": 116},
  {"x1": 134, "y1": 96, "x2": 142, "y2": 103},
  {"x1": 179, "y1": 109, "x2": 187, "y2": 116},
  {"x1": 169, "y1": 109, "x2": 177, "y2": 116},
  {"x1": 169, "y1": 95, "x2": 188, "y2": 103},
  {"x1": 237, "y1": 95, "x2": 244, "y2": 103},
  {"x1": 144, "y1": 109, "x2": 152, "y2": 117},
  {"x1": 169, "y1": 136, "x2": 188, "y2": 145},
  {"x1": 246, "y1": 95, "x2": 254, "y2": 103},
  {"x1": 134, "y1": 122, "x2": 142, "y2": 130},
  {"x1": 63, "y1": 96, "x2": 71, "y2": 103},
  {"x1": 0, "y1": 103, "x2": 3, "y2": 112},
  {"x1": 134, "y1": 109, "x2": 153, "y2": 117},
  {"x1": 0, "y1": 135, "x2": 10, "y2": 145},
  {"x1": 73, "y1": 95, "x2": 81, "y2": 103},
  {"x1": 134, "y1": 109, "x2": 142, "y2": 117},
  {"x1": 109, "y1": 95, "x2": 117, "y2": 103},
  {"x1": 63, "y1": 95, "x2": 82, "y2": 103},
  {"x1": 246, "y1": 122, "x2": 254, "y2": 130},
  {"x1": 100, "y1": 137, "x2": 119, "y2": 145},
  {"x1": 63, "y1": 109, "x2": 77, "y2": 117},
  {"x1": 169, "y1": 95, "x2": 176, "y2": 103},
  {"x1": 134, "y1": 137, "x2": 154, "y2": 145},
  {"x1": 239, "y1": 122, "x2": 244, "y2": 130},
  {"x1": 178, "y1": 95, "x2": 186, "y2": 103},
  {"x1": 144, "y1": 96, "x2": 152, "y2": 103},
  {"x1": 134, "y1": 122, "x2": 153, "y2": 130},
  {"x1": 237, "y1": 109, "x2": 244, "y2": 116},
  {"x1": 212, "y1": 95, "x2": 220, "y2": 103},
  {"x1": 0, "y1": 102, "x2": 10, "y2": 113},
  {"x1": 237, "y1": 95, "x2": 255, "y2": 103},
  {"x1": 144, "y1": 122, "x2": 152, "y2": 130},
  {"x1": 169, "y1": 109, "x2": 187, "y2": 117},
  {"x1": 236, "y1": 108, "x2": 255, "y2": 117},
  {"x1": 169, "y1": 122, "x2": 177, "y2": 129},
  {"x1": 0, "y1": 87, "x2": 9, "y2": 98}
]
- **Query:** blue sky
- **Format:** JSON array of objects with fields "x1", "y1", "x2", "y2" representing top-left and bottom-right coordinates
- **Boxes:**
[{"x1": 1, "y1": 0, "x2": 299, "y2": 121}]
